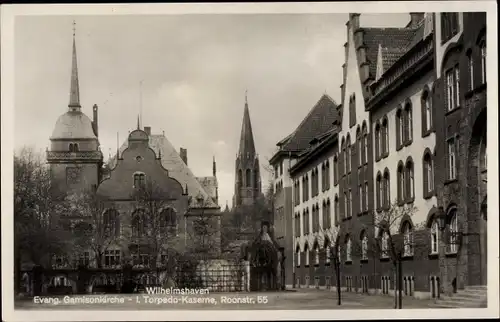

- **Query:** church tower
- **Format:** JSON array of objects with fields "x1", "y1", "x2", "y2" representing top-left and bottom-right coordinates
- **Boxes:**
[
  {"x1": 233, "y1": 93, "x2": 262, "y2": 207},
  {"x1": 46, "y1": 22, "x2": 103, "y2": 196}
]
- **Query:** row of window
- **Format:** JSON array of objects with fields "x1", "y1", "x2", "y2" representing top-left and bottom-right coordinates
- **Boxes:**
[
  {"x1": 72, "y1": 208, "x2": 178, "y2": 239},
  {"x1": 52, "y1": 251, "x2": 171, "y2": 269},
  {"x1": 295, "y1": 207, "x2": 460, "y2": 264}
]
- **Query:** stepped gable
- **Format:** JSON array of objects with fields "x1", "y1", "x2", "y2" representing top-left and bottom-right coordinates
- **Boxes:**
[
  {"x1": 276, "y1": 94, "x2": 339, "y2": 152},
  {"x1": 108, "y1": 133, "x2": 218, "y2": 209}
]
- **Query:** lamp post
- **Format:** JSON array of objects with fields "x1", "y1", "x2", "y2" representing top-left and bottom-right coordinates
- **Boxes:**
[{"x1": 436, "y1": 206, "x2": 449, "y2": 297}]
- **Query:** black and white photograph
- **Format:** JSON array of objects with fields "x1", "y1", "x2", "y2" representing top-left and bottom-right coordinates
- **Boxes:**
[{"x1": 1, "y1": 2, "x2": 498, "y2": 321}]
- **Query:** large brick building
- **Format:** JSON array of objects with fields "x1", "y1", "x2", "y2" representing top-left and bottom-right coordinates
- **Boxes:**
[
  {"x1": 46, "y1": 27, "x2": 221, "y2": 272},
  {"x1": 273, "y1": 12, "x2": 487, "y2": 299},
  {"x1": 269, "y1": 94, "x2": 340, "y2": 287},
  {"x1": 432, "y1": 12, "x2": 487, "y2": 291}
]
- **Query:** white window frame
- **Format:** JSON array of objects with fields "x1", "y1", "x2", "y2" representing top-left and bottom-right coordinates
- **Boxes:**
[
  {"x1": 425, "y1": 96, "x2": 432, "y2": 131},
  {"x1": 361, "y1": 235, "x2": 368, "y2": 260},
  {"x1": 446, "y1": 69, "x2": 455, "y2": 111},
  {"x1": 468, "y1": 52, "x2": 474, "y2": 90},
  {"x1": 448, "y1": 138, "x2": 457, "y2": 180},
  {"x1": 346, "y1": 238, "x2": 352, "y2": 262},
  {"x1": 426, "y1": 157, "x2": 434, "y2": 192},
  {"x1": 364, "y1": 182, "x2": 369, "y2": 211},
  {"x1": 431, "y1": 221, "x2": 439, "y2": 254},
  {"x1": 403, "y1": 223, "x2": 414, "y2": 256}
]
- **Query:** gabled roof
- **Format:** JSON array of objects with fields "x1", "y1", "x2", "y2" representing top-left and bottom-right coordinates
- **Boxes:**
[
  {"x1": 108, "y1": 133, "x2": 218, "y2": 209},
  {"x1": 363, "y1": 27, "x2": 419, "y2": 79},
  {"x1": 274, "y1": 94, "x2": 339, "y2": 153}
]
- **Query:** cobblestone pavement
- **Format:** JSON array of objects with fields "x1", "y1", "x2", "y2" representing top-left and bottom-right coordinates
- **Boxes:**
[{"x1": 15, "y1": 288, "x2": 439, "y2": 310}]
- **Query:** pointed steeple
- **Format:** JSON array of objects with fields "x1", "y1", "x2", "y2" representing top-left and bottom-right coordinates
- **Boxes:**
[
  {"x1": 68, "y1": 21, "x2": 81, "y2": 112},
  {"x1": 238, "y1": 91, "x2": 256, "y2": 157}
]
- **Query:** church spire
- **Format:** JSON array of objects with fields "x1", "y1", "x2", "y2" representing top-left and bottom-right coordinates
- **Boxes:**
[
  {"x1": 68, "y1": 21, "x2": 81, "y2": 112},
  {"x1": 238, "y1": 91, "x2": 256, "y2": 157}
]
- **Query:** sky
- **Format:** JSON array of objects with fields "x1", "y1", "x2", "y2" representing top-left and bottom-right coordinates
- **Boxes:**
[{"x1": 14, "y1": 13, "x2": 410, "y2": 209}]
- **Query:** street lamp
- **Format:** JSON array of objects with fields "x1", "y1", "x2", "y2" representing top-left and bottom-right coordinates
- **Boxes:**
[{"x1": 436, "y1": 206, "x2": 447, "y2": 231}]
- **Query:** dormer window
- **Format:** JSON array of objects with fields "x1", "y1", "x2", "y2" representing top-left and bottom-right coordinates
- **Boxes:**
[{"x1": 133, "y1": 172, "x2": 146, "y2": 188}]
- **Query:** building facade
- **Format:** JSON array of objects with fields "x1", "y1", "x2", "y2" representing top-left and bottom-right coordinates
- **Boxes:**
[
  {"x1": 432, "y1": 12, "x2": 487, "y2": 291},
  {"x1": 274, "y1": 12, "x2": 487, "y2": 299},
  {"x1": 46, "y1": 28, "x2": 221, "y2": 272},
  {"x1": 269, "y1": 94, "x2": 339, "y2": 288}
]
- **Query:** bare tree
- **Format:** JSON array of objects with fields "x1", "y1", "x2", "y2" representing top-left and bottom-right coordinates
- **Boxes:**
[
  {"x1": 129, "y1": 180, "x2": 184, "y2": 271},
  {"x1": 14, "y1": 147, "x2": 72, "y2": 269},
  {"x1": 184, "y1": 196, "x2": 221, "y2": 259},
  {"x1": 370, "y1": 200, "x2": 419, "y2": 309},
  {"x1": 66, "y1": 189, "x2": 124, "y2": 269}
]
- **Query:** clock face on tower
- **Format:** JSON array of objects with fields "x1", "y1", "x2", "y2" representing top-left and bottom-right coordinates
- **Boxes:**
[{"x1": 66, "y1": 167, "x2": 81, "y2": 185}]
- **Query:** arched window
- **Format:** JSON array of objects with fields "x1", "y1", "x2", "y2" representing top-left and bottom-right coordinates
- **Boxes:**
[
  {"x1": 406, "y1": 159, "x2": 415, "y2": 201},
  {"x1": 424, "y1": 152, "x2": 434, "y2": 195},
  {"x1": 375, "y1": 123, "x2": 381, "y2": 159},
  {"x1": 382, "y1": 117, "x2": 389, "y2": 155},
  {"x1": 311, "y1": 170, "x2": 316, "y2": 196},
  {"x1": 160, "y1": 208, "x2": 177, "y2": 234},
  {"x1": 361, "y1": 231, "x2": 368, "y2": 260},
  {"x1": 333, "y1": 155, "x2": 339, "y2": 184},
  {"x1": 396, "y1": 108, "x2": 404, "y2": 149},
  {"x1": 376, "y1": 172, "x2": 383, "y2": 209},
  {"x1": 132, "y1": 210, "x2": 146, "y2": 238},
  {"x1": 397, "y1": 163, "x2": 405, "y2": 203},
  {"x1": 480, "y1": 40, "x2": 486, "y2": 84},
  {"x1": 325, "y1": 245, "x2": 331, "y2": 264},
  {"x1": 238, "y1": 169, "x2": 243, "y2": 188},
  {"x1": 448, "y1": 208, "x2": 459, "y2": 254},
  {"x1": 254, "y1": 169, "x2": 259, "y2": 189},
  {"x1": 314, "y1": 243, "x2": 320, "y2": 265},
  {"x1": 346, "y1": 135, "x2": 351, "y2": 173},
  {"x1": 345, "y1": 235, "x2": 352, "y2": 262},
  {"x1": 324, "y1": 199, "x2": 331, "y2": 229},
  {"x1": 363, "y1": 122, "x2": 369, "y2": 164},
  {"x1": 133, "y1": 172, "x2": 146, "y2": 188},
  {"x1": 402, "y1": 222, "x2": 413, "y2": 256},
  {"x1": 334, "y1": 194, "x2": 339, "y2": 226},
  {"x1": 356, "y1": 126, "x2": 362, "y2": 166},
  {"x1": 296, "y1": 246, "x2": 301, "y2": 267},
  {"x1": 431, "y1": 220, "x2": 439, "y2": 254},
  {"x1": 364, "y1": 181, "x2": 369, "y2": 211},
  {"x1": 325, "y1": 160, "x2": 330, "y2": 190},
  {"x1": 358, "y1": 184, "x2": 363, "y2": 214},
  {"x1": 69, "y1": 143, "x2": 79, "y2": 152},
  {"x1": 348, "y1": 189, "x2": 352, "y2": 218},
  {"x1": 383, "y1": 169, "x2": 390, "y2": 208},
  {"x1": 245, "y1": 169, "x2": 251, "y2": 187},
  {"x1": 405, "y1": 102, "x2": 413, "y2": 142},
  {"x1": 305, "y1": 244, "x2": 310, "y2": 266},
  {"x1": 466, "y1": 49, "x2": 474, "y2": 91},
  {"x1": 344, "y1": 191, "x2": 348, "y2": 219},
  {"x1": 422, "y1": 90, "x2": 432, "y2": 133}
]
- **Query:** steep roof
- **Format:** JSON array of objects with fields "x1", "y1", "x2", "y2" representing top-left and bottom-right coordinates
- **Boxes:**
[
  {"x1": 238, "y1": 98, "x2": 256, "y2": 156},
  {"x1": 108, "y1": 133, "x2": 218, "y2": 209},
  {"x1": 275, "y1": 94, "x2": 339, "y2": 153},
  {"x1": 363, "y1": 27, "x2": 418, "y2": 78}
]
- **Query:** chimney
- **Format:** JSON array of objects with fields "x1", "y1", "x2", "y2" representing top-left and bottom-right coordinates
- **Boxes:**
[
  {"x1": 92, "y1": 104, "x2": 98, "y2": 137},
  {"x1": 409, "y1": 12, "x2": 425, "y2": 28},
  {"x1": 180, "y1": 148, "x2": 188, "y2": 165},
  {"x1": 144, "y1": 126, "x2": 151, "y2": 136}
]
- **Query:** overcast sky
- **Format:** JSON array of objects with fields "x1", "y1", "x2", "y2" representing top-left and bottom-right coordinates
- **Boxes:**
[{"x1": 14, "y1": 13, "x2": 410, "y2": 208}]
